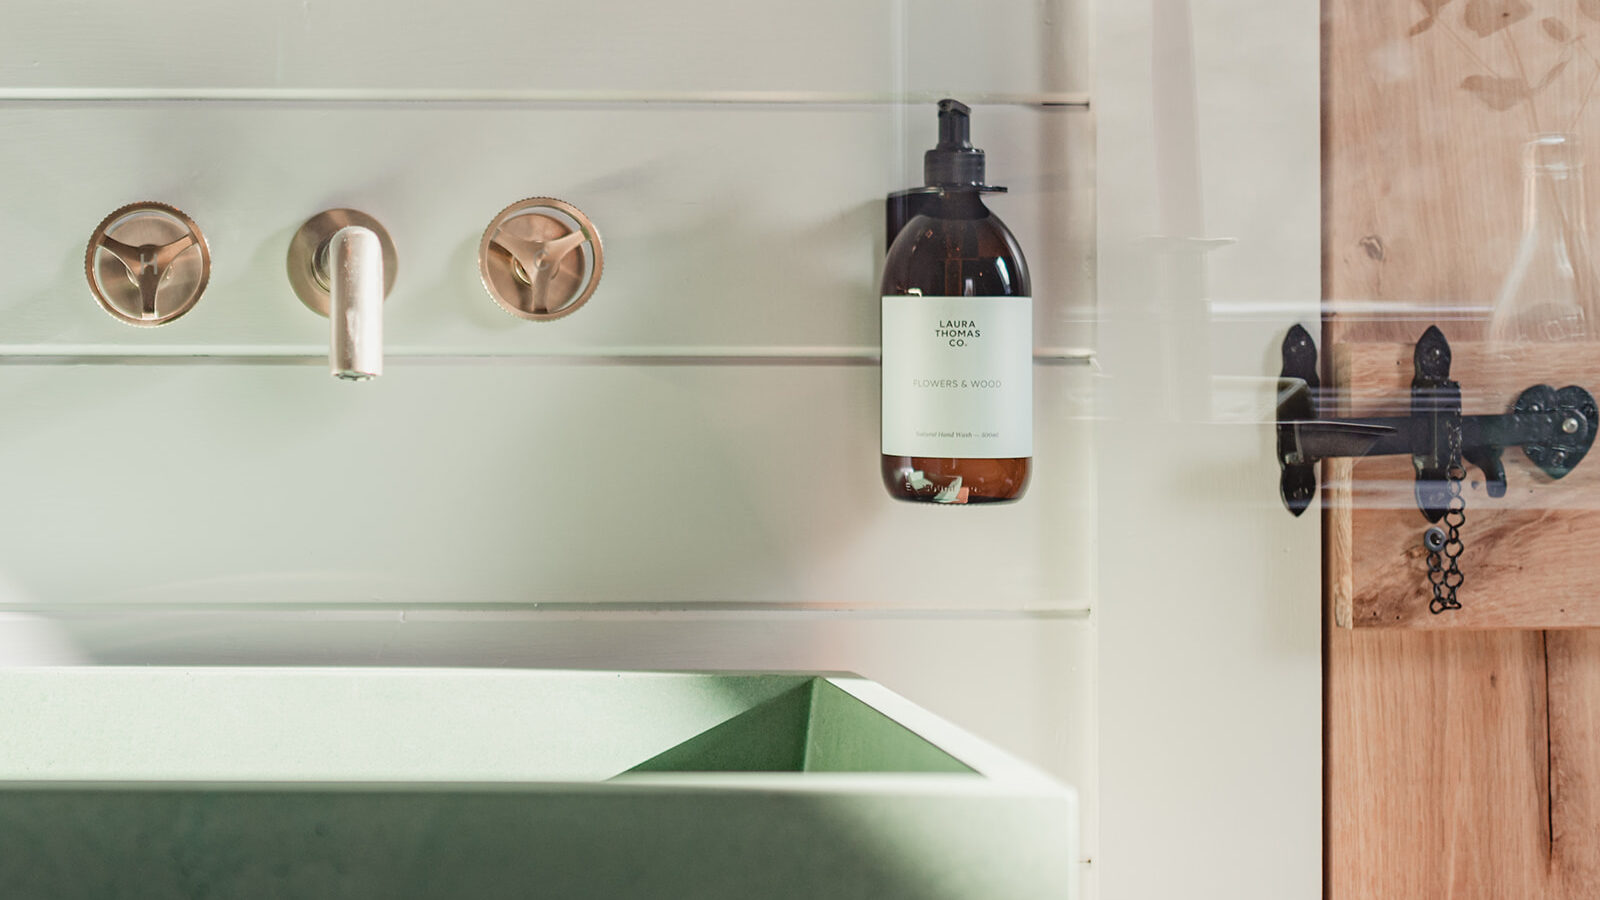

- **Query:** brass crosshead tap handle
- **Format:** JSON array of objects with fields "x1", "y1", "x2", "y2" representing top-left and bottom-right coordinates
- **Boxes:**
[
  {"x1": 479, "y1": 197, "x2": 604, "y2": 321},
  {"x1": 85, "y1": 202, "x2": 210, "y2": 326}
]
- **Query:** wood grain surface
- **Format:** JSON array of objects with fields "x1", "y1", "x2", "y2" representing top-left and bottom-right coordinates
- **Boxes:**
[
  {"x1": 1326, "y1": 0, "x2": 1600, "y2": 348},
  {"x1": 1548, "y1": 630, "x2": 1600, "y2": 895},
  {"x1": 1326, "y1": 624, "x2": 1551, "y2": 899},
  {"x1": 1331, "y1": 340, "x2": 1600, "y2": 629},
  {"x1": 1327, "y1": 620, "x2": 1600, "y2": 898},
  {"x1": 1326, "y1": 1, "x2": 1600, "y2": 897}
]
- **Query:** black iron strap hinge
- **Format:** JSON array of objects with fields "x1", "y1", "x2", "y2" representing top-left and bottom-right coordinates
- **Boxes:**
[{"x1": 1276, "y1": 324, "x2": 1597, "y2": 518}]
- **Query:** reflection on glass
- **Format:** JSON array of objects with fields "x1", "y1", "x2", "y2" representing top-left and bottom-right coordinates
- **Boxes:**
[{"x1": 1488, "y1": 133, "x2": 1600, "y2": 344}]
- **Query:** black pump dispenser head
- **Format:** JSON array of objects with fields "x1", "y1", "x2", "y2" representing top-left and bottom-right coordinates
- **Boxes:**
[
  {"x1": 924, "y1": 99, "x2": 987, "y2": 188},
  {"x1": 886, "y1": 98, "x2": 1005, "y2": 246}
]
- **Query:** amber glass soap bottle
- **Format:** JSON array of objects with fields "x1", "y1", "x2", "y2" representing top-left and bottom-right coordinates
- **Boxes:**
[{"x1": 881, "y1": 99, "x2": 1032, "y2": 504}]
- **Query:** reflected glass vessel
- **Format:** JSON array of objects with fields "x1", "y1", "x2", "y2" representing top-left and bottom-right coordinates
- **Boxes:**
[{"x1": 1487, "y1": 133, "x2": 1600, "y2": 344}]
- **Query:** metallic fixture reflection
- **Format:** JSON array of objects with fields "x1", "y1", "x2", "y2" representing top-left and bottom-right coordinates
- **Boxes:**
[
  {"x1": 287, "y1": 209, "x2": 396, "y2": 381},
  {"x1": 479, "y1": 197, "x2": 603, "y2": 321},
  {"x1": 85, "y1": 202, "x2": 211, "y2": 326}
]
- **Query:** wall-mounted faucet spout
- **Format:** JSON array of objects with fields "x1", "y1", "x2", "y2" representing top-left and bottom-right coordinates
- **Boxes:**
[
  {"x1": 324, "y1": 226, "x2": 383, "y2": 380},
  {"x1": 287, "y1": 209, "x2": 397, "y2": 381}
]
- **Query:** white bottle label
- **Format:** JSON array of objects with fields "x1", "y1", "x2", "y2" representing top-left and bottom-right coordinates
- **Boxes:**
[{"x1": 881, "y1": 295, "x2": 1033, "y2": 458}]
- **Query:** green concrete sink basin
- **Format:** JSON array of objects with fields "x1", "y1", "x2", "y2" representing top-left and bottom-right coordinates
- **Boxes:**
[{"x1": 0, "y1": 668, "x2": 1077, "y2": 899}]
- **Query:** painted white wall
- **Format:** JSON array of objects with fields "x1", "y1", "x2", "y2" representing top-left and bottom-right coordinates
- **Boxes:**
[{"x1": 1095, "y1": 1, "x2": 1322, "y2": 899}]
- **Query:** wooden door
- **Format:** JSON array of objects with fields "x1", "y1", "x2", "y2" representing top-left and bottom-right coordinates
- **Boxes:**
[{"x1": 1327, "y1": 1, "x2": 1600, "y2": 896}]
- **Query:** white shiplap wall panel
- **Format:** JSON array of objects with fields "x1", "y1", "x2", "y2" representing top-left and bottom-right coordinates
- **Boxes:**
[
  {"x1": 0, "y1": 362, "x2": 1092, "y2": 610},
  {"x1": 0, "y1": 105, "x2": 1090, "y2": 355},
  {"x1": 0, "y1": 1, "x2": 1099, "y2": 894},
  {"x1": 1, "y1": 0, "x2": 1086, "y2": 99}
]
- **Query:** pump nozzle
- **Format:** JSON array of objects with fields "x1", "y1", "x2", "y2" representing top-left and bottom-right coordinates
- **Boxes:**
[
  {"x1": 936, "y1": 99, "x2": 973, "y2": 149},
  {"x1": 924, "y1": 98, "x2": 987, "y2": 187}
]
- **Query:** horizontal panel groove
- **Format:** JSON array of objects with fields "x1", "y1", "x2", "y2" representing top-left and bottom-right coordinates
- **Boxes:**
[
  {"x1": 8, "y1": 605, "x2": 1095, "y2": 620},
  {"x1": 0, "y1": 89, "x2": 1091, "y2": 108},
  {"x1": 0, "y1": 347, "x2": 1097, "y2": 366}
]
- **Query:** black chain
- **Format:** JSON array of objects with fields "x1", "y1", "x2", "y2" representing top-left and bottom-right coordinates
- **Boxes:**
[{"x1": 1426, "y1": 427, "x2": 1466, "y2": 614}]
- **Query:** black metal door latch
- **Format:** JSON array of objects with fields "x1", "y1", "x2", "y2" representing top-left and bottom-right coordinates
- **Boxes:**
[{"x1": 1276, "y1": 324, "x2": 1598, "y2": 518}]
